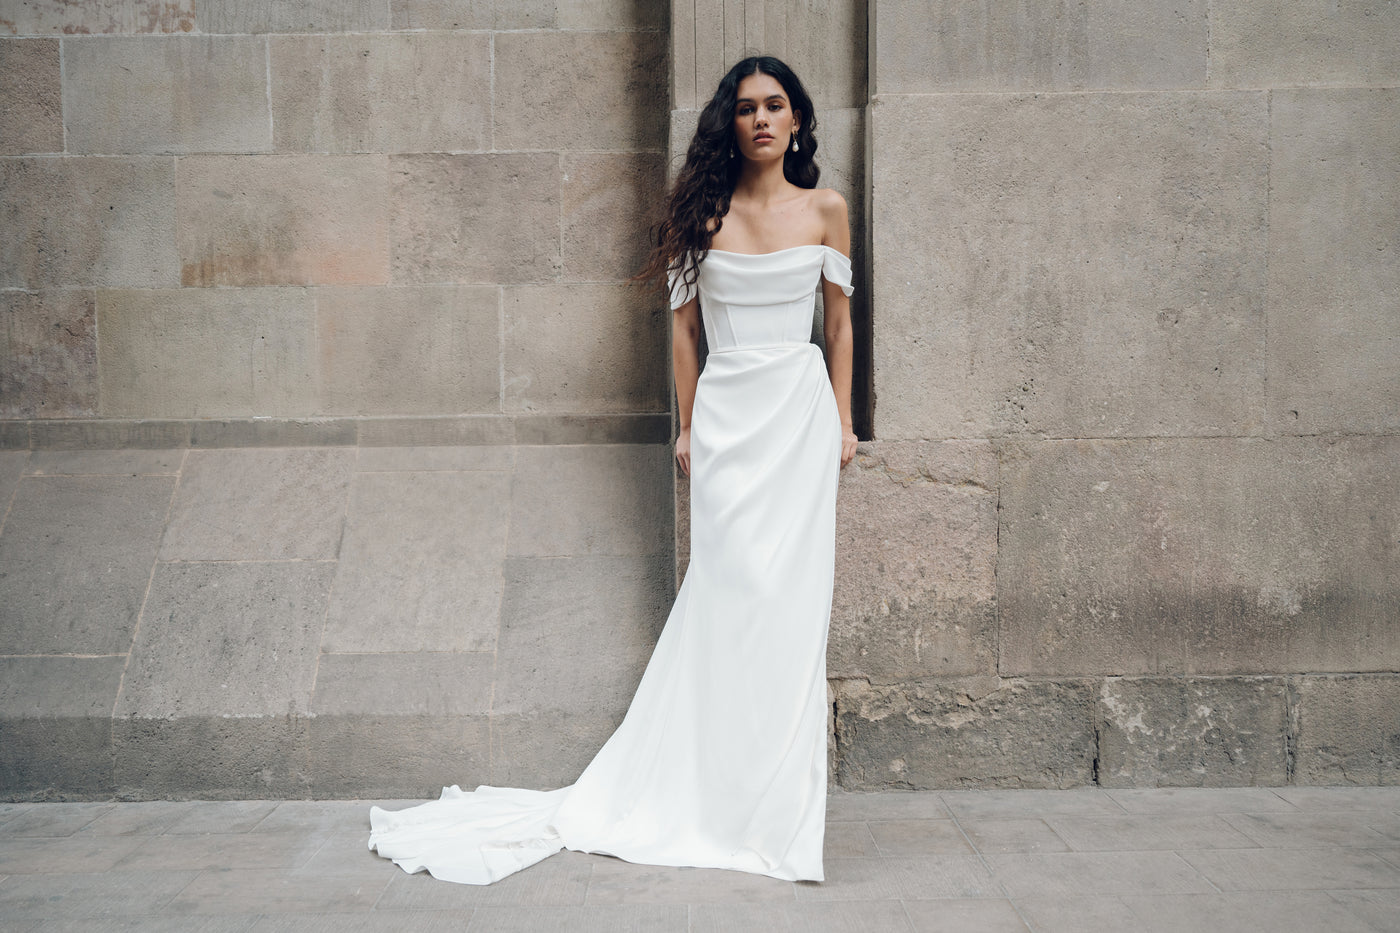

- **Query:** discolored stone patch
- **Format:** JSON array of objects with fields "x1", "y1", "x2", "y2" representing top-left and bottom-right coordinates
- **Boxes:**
[
  {"x1": 503, "y1": 284, "x2": 669, "y2": 414},
  {"x1": 0, "y1": 39, "x2": 62, "y2": 154},
  {"x1": 493, "y1": 31, "x2": 667, "y2": 151},
  {"x1": 271, "y1": 33, "x2": 491, "y2": 154},
  {"x1": 0, "y1": 290, "x2": 96, "y2": 418},
  {"x1": 1096, "y1": 677, "x2": 1289, "y2": 787},
  {"x1": 177, "y1": 154, "x2": 389, "y2": 287},
  {"x1": 830, "y1": 440, "x2": 997, "y2": 682},
  {"x1": 833, "y1": 677, "x2": 1097, "y2": 790},
  {"x1": 389, "y1": 152, "x2": 561, "y2": 286}
]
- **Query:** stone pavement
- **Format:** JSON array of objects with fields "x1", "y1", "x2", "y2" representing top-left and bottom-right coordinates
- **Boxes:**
[{"x1": 0, "y1": 787, "x2": 1398, "y2": 931}]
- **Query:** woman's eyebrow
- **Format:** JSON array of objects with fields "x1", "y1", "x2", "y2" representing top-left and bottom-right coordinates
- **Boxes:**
[{"x1": 736, "y1": 94, "x2": 788, "y2": 104}]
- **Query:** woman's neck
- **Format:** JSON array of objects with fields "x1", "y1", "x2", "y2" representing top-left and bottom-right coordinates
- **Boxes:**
[{"x1": 732, "y1": 156, "x2": 794, "y2": 206}]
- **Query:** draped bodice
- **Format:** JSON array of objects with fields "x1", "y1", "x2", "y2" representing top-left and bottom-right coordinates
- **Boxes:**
[{"x1": 667, "y1": 244, "x2": 855, "y2": 352}]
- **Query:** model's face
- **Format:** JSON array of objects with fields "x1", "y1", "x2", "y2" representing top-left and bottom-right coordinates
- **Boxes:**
[{"x1": 732, "y1": 72, "x2": 799, "y2": 164}]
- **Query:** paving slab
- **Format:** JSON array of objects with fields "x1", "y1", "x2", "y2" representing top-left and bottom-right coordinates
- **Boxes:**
[
  {"x1": 823, "y1": 822, "x2": 880, "y2": 858},
  {"x1": 1044, "y1": 814, "x2": 1259, "y2": 851},
  {"x1": 164, "y1": 870, "x2": 390, "y2": 915},
  {"x1": 0, "y1": 869, "x2": 201, "y2": 921},
  {"x1": 901, "y1": 898, "x2": 1030, "y2": 933},
  {"x1": 1104, "y1": 786, "x2": 1296, "y2": 814},
  {"x1": 250, "y1": 913, "x2": 461, "y2": 932},
  {"x1": 465, "y1": 904, "x2": 687, "y2": 933},
  {"x1": 866, "y1": 819, "x2": 973, "y2": 856},
  {"x1": 112, "y1": 832, "x2": 326, "y2": 872},
  {"x1": 692, "y1": 900, "x2": 914, "y2": 932},
  {"x1": 1119, "y1": 891, "x2": 1380, "y2": 933},
  {"x1": 1179, "y1": 846, "x2": 1400, "y2": 891},
  {"x1": 985, "y1": 851, "x2": 1216, "y2": 898},
  {"x1": 958, "y1": 819, "x2": 1071, "y2": 855},
  {"x1": 1221, "y1": 810, "x2": 1400, "y2": 848}
]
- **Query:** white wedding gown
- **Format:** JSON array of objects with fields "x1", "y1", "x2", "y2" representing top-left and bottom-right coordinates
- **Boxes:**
[{"x1": 367, "y1": 243, "x2": 853, "y2": 884}]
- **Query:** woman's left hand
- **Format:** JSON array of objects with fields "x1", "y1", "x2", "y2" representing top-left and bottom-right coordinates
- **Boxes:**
[{"x1": 839, "y1": 431, "x2": 858, "y2": 469}]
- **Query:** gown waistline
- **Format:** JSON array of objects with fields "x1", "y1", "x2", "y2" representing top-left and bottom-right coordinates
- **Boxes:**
[{"x1": 707, "y1": 341, "x2": 814, "y2": 355}]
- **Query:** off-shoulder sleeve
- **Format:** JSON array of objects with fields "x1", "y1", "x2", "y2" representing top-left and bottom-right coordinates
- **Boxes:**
[
  {"x1": 667, "y1": 253, "x2": 699, "y2": 310},
  {"x1": 821, "y1": 247, "x2": 855, "y2": 297}
]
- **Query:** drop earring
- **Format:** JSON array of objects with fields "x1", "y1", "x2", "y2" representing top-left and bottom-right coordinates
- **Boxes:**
[{"x1": 791, "y1": 133, "x2": 799, "y2": 152}]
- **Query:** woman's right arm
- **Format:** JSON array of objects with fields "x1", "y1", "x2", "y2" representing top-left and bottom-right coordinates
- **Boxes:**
[{"x1": 672, "y1": 295, "x2": 701, "y2": 476}]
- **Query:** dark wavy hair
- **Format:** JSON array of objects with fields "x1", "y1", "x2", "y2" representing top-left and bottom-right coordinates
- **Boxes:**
[{"x1": 632, "y1": 55, "x2": 820, "y2": 299}]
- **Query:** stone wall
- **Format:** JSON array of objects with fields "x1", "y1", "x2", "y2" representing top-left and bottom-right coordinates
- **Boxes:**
[
  {"x1": 1, "y1": 0, "x2": 669, "y2": 427},
  {"x1": 0, "y1": 1, "x2": 680, "y2": 800},
  {"x1": 842, "y1": 0, "x2": 1400, "y2": 788}
]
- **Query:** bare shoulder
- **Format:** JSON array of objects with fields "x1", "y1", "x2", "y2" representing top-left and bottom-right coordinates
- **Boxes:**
[
  {"x1": 812, "y1": 188, "x2": 850, "y2": 252},
  {"x1": 811, "y1": 187, "x2": 848, "y2": 215}
]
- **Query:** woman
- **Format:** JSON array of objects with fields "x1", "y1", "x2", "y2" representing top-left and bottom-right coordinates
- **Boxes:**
[{"x1": 368, "y1": 54, "x2": 857, "y2": 885}]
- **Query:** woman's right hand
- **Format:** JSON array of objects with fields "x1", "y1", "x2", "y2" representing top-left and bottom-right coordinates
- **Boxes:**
[{"x1": 675, "y1": 426, "x2": 691, "y2": 477}]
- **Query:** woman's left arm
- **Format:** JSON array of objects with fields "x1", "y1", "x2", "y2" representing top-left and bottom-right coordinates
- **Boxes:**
[{"x1": 820, "y1": 190, "x2": 858, "y2": 469}]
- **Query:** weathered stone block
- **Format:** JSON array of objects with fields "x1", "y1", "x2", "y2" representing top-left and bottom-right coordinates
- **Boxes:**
[
  {"x1": 355, "y1": 445, "x2": 513, "y2": 472},
  {"x1": 874, "y1": 0, "x2": 1208, "y2": 94},
  {"x1": 491, "y1": 555, "x2": 672, "y2": 787},
  {"x1": 0, "y1": 451, "x2": 26, "y2": 504},
  {"x1": 1097, "y1": 677, "x2": 1289, "y2": 788},
  {"x1": 308, "y1": 715, "x2": 489, "y2": 799},
  {"x1": 557, "y1": 0, "x2": 666, "y2": 31},
  {"x1": 25, "y1": 448, "x2": 180, "y2": 475},
  {"x1": 1293, "y1": 675, "x2": 1400, "y2": 785},
  {"x1": 97, "y1": 287, "x2": 315, "y2": 418},
  {"x1": 833, "y1": 677, "x2": 1097, "y2": 790},
  {"x1": 0, "y1": 422, "x2": 27, "y2": 449},
  {"x1": 1, "y1": 157, "x2": 178, "y2": 287},
  {"x1": 1267, "y1": 89, "x2": 1400, "y2": 435},
  {"x1": 389, "y1": 152, "x2": 560, "y2": 285},
  {"x1": 870, "y1": 92, "x2": 1268, "y2": 439},
  {"x1": 494, "y1": 31, "x2": 667, "y2": 151},
  {"x1": 514, "y1": 413, "x2": 671, "y2": 445},
  {"x1": 0, "y1": 656, "x2": 124, "y2": 798},
  {"x1": 0, "y1": 719, "x2": 113, "y2": 799},
  {"x1": 998, "y1": 438, "x2": 1400, "y2": 677},
  {"x1": 504, "y1": 285, "x2": 668, "y2": 414},
  {"x1": 177, "y1": 155, "x2": 389, "y2": 286},
  {"x1": 829, "y1": 441, "x2": 998, "y2": 681},
  {"x1": 159, "y1": 447, "x2": 354, "y2": 561},
  {"x1": 321, "y1": 470, "x2": 511, "y2": 653},
  {"x1": 271, "y1": 34, "x2": 490, "y2": 154},
  {"x1": 1210, "y1": 0, "x2": 1400, "y2": 87},
  {"x1": 0, "y1": 0, "x2": 195, "y2": 35},
  {"x1": 198, "y1": 0, "x2": 388, "y2": 33},
  {"x1": 508, "y1": 444, "x2": 673, "y2": 557},
  {"x1": 356, "y1": 414, "x2": 514, "y2": 447},
  {"x1": 64, "y1": 36, "x2": 270, "y2": 154},
  {"x1": 389, "y1": 0, "x2": 555, "y2": 29},
  {"x1": 312, "y1": 653, "x2": 495, "y2": 717},
  {"x1": 674, "y1": 0, "x2": 865, "y2": 110},
  {"x1": 188, "y1": 418, "x2": 356, "y2": 448},
  {"x1": 1, "y1": 290, "x2": 96, "y2": 418},
  {"x1": 316, "y1": 285, "x2": 498, "y2": 416},
  {"x1": 113, "y1": 716, "x2": 311, "y2": 799},
  {"x1": 0, "y1": 474, "x2": 172, "y2": 655},
  {"x1": 308, "y1": 652, "x2": 493, "y2": 796},
  {"x1": 28, "y1": 418, "x2": 189, "y2": 449},
  {"x1": 562, "y1": 152, "x2": 667, "y2": 282},
  {"x1": 116, "y1": 561, "x2": 334, "y2": 718},
  {"x1": 0, "y1": 39, "x2": 62, "y2": 154},
  {"x1": 766, "y1": 0, "x2": 868, "y2": 110}
]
